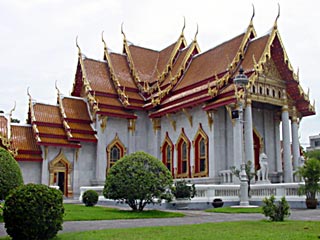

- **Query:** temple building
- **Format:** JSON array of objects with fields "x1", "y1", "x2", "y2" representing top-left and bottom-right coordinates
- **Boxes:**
[{"x1": 0, "y1": 13, "x2": 315, "y2": 198}]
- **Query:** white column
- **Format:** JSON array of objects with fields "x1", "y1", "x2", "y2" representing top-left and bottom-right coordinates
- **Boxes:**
[
  {"x1": 233, "y1": 105, "x2": 243, "y2": 169},
  {"x1": 274, "y1": 115, "x2": 283, "y2": 175},
  {"x1": 282, "y1": 104, "x2": 293, "y2": 183},
  {"x1": 41, "y1": 158, "x2": 49, "y2": 185},
  {"x1": 41, "y1": 146, "x2": 49, "y2": 185},
  {"x1": 244, "y1": 97, "x2": 254, "y2": 165},
  {"x1": 291, "y1": 107, "x2": 300, "y2": 171},
  {"x1": 95, "y1": 116, "x2": 107, "y2": 185}
]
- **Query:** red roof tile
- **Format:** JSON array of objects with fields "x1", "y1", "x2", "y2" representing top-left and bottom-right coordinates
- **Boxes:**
[
  {"x1": 0, "y1": 115, "x2": 7, "y2": 138},
  {"x1": 176, "y1": 33, "x2": 245, "y2": 91}
]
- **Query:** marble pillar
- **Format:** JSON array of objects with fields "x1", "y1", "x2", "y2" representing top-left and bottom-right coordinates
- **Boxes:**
[
  {"x1": 291, "y1": 107, "x2": 300, "y2": 171},
  {"x1": 244, "y1": 97, "x2": 254, "y2": 165},
  {"x1": 282, "y1": 104, "x2": 293, "y2": 183}
]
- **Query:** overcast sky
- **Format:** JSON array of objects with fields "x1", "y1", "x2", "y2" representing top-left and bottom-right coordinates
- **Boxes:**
[{"x1": 0, "y1": 0, "x2": 319, "y2": 147}]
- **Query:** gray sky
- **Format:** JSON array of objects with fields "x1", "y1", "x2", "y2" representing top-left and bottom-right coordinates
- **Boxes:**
[{"x1": 0, "y1": 0, "x2": 319, "y2": 147}]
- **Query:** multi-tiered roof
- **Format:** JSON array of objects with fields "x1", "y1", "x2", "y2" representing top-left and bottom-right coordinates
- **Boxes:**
[{"x1": 0, "y1": 12, "x2": 315, "y2": 161}]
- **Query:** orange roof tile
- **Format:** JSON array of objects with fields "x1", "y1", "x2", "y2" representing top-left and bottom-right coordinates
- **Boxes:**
[
  {"x1": 39, "y1": 136, "x2": 80, "y2": 147},
  {"x1": 37, "y1": 126, "x2": 66, "y2": 136},
  {"x1": 110, "y1": 53, "x2": 138, "y2": 89},
  {"x1": 33, "y1": 103, "x2": 62, "y2": 124},
  {"x1": 157, "y1": 42, "x2": 176, "y2": 73},
  {"x1": 241, "y1": 35, "x2": 269, "y2": 71},
  {"x1": 0, "y1": 115, "x2": 7, "y2": 137},
  {"x1": 95, "y1": 95, "x2": 123, "y2": 107},
  {"x1": 128, "y1": 45, "x2": 159, "y2": 83},
  {"x1": 176, "y1": 33, "x2": 245, "y2": 91},
  {"x1": 70, "y1": 133, "x2": 97, "y2": 141},
  {"x1": 62, "y1": 97, "x2": 91, "y2": 121},
  {"x1": 162, "y1": 46, "x2": 190, "y2": 86},
  {"x1": 83, "y1": 58, "x2": 114, "y2": 94},
  {"x1": 11, "y1": 125, "x2": 41, "y2": 152},
  {"x1": 68, "y1": 122, "x2": 94, "y2": 132},
  {"x1": 15, "y1": 153, "x2": 43, "y2": 161}
]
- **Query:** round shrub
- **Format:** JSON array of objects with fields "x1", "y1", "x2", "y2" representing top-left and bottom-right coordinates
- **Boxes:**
[
  {"x1": 0, "y1": 147, "x2": 23, "y2": 200},
  {"x1": 3, "y1": 183, "x2": 64, "y2": 240},
  {"x1": 82, "y1": 190, "x2": 99, "y2": 207},
  {"x1": 103, "y1": 151, "x2": 173, "y2": 211}
]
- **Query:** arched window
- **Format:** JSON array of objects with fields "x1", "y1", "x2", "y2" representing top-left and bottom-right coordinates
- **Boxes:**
[
  {"x1": 107, "y1": 134, "x2": 126, "y2": 171},
  {"x1": 176, "y1": 128, "x2": 190, "y2": 178},
  {"x1": 161, "y1": 132, "x2": 174, "y2": 175},
  {"x1": 193, "y1": 124, "x2": 209, "y2": 177}
]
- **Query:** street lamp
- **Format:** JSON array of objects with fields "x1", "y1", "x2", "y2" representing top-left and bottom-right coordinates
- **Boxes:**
[{"x1": 234, "y1": 67, "x2": 249, "y2": 206}]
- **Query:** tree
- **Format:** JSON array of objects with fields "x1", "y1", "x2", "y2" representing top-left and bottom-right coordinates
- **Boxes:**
[
  {"x1": 0, "y1": 147, "x2": 23, "y2": 200},
  {"x1": 3, "y1": 183, "x2": 64, "y2": 240},
  {"x1": 230, "y1": 161, "x2": 256, "y2": 197},
  {"x1": 103, "y1": 151, "x2": 173, "y2": 211}
]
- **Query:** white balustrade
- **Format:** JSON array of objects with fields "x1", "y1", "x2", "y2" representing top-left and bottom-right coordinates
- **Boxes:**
[{"x1": 79, "y1": 182, "x2": 317, "y2": 203}]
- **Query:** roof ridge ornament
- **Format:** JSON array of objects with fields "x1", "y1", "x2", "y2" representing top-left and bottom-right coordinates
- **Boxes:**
[
  {"x1": 274, "y1": 3, "x2": 280, "y2": 29},
  {"x1": 121, "y1": 22, "x2": 127, "y2": 40},
  {"x1": 181, "y1": 16, "x2": 186, "y2": 37},
  {"x1": 76, "y1": 36, "x2": 82, "y2": 57},
  {"x1": 250, "y1": 4, "x2": 255, "y2": 27},
  {"x1": 193, "y1": 24, "x2": 199, "y2": 42}
]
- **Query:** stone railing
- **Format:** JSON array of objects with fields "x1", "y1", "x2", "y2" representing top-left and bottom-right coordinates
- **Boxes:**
[
  {"x1": 193, "y1": 182, "x2": 312, "y2": 202},
  {"x1": 79, "y1": 182, "x2": 317, "y2": 203}
]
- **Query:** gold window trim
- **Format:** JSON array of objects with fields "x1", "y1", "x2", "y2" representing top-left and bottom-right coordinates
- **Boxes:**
[
  {"x1": 160, "y1": 132, "x2": 174, "y2": 175},
  {"x1": 106, "y1": 134, "x2": 126, "y2": 171},
  {"x1": 175, "y1": 128, "x2": 190, "y2": 178},
  {"x1": 192, "y1": 124, "x2": 209, "y2": 178}
]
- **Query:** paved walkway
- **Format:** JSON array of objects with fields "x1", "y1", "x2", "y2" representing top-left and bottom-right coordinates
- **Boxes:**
[{"x1": 1, "y1": 208, "x2": 319, "y2": 237}]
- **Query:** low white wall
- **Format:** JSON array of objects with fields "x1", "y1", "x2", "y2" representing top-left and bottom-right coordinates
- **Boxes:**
[{"x1": 79, "y1": 182, "x2": 314, "y2": 203}]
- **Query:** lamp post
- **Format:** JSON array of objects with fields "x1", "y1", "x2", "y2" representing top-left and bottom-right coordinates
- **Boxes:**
[{"x1": 234, "y1": 67, "x2": 249, "y2": 206}]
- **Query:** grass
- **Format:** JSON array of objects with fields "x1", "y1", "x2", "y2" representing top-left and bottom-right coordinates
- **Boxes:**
[
  {"x1": 0, "y1": 203, "x2": 183, "y2": 223},
  {"x1": 63, "y1": 204, "x2": 184, "y2": 221},
  {"x1": 1, "y1": 221, "x2": 319, "y2": 240},
  {"x1": 49, "y1": 220, "x2": 319, "y2": 240},
  {"x1": 206, "y1": 206, "x2": 263, "y2": 214}
]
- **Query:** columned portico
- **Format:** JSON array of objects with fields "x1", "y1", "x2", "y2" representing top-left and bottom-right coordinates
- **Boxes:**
[
  {"x1": 291, "y1": 107, "x2": 300, "y2": 171},
  {"x1": 282, "y1": 103, "x2": 293, "y2": 183}
]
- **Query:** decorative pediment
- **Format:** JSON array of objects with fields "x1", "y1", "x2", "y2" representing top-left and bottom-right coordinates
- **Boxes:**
[{"x1": 262, "y1": 58, "x2": 282, "y2": 80}]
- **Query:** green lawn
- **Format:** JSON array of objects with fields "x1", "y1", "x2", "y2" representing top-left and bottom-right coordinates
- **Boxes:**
[
  {"x1": 49, "y1": 220, "x2": 319, "y2": 240},
  {"x1": 206, "y1": 206, "x2": 263, "y2": 214},
  {"x1": 63, "y1": 204, "x2": 184, "y2": 221}
]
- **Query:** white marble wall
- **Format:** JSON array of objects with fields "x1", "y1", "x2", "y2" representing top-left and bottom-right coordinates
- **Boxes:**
[{"x1": 18, "y1": 161, "x2": 41, "y2": 184}]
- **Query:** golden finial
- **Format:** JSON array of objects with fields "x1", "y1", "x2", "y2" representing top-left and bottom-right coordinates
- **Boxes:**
[
  {"x1": 250, "y1": 4, "x2": 255, "y2": 26},
  {"x1": 27, "y1": 87, "x2": 31, "y2": 99},
  {"x1": 194, "y1": 24, "x2": 199, "y2": 42},
  {"x1": 102, "y1": 31, "x2": 107, "y2": 50},
  {"x1": 76, "y1": 36, "x2": 81, "y2": 56},
  {"x1": 9, "y1": 101, "x2": 16, "y2": 117},
  {"x1": 55, "y1": 80, "x2": 60, "y2": 94},
  {"x1": 274, "y1": 3, "x2": 280, "y2": 28},
  {"x1": 121, "y1": 22, "x2": 127, "y2": 40},
  {"x1": 181, "y1": 16, "x2": 186, "y2": 36}
]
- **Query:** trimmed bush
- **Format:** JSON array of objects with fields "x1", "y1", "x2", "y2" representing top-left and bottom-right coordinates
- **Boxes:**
[
  {"x1": 3, "y1": 183, "x2": 64, "y2": 240},
  {"x1": 82, "y1": 190, "x2": 99, "y2": 207},
  {"x1": 172, "y1": 180, "x2": 196, "y2": 200},
  {"x1": 262, "y1": 195, "x2": 290, "y2": 221},
  {"x1": 0, "y1": 147, "x2": 23, "y2": 200},
  {"x1": 103, "y1": 151, "x2": 173, "y2": 211}
]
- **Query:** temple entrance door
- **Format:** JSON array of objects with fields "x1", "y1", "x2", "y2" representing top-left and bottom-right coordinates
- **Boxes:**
[
  {"x1": 49, "y1": 151, "x2": 73, "y2": 197},
  {"x1": 253, "y1": 129, "x2": 262, "y2": 170},
  {"x1": 57, "y1": 172, "x2": 65, "y2": 194}
]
